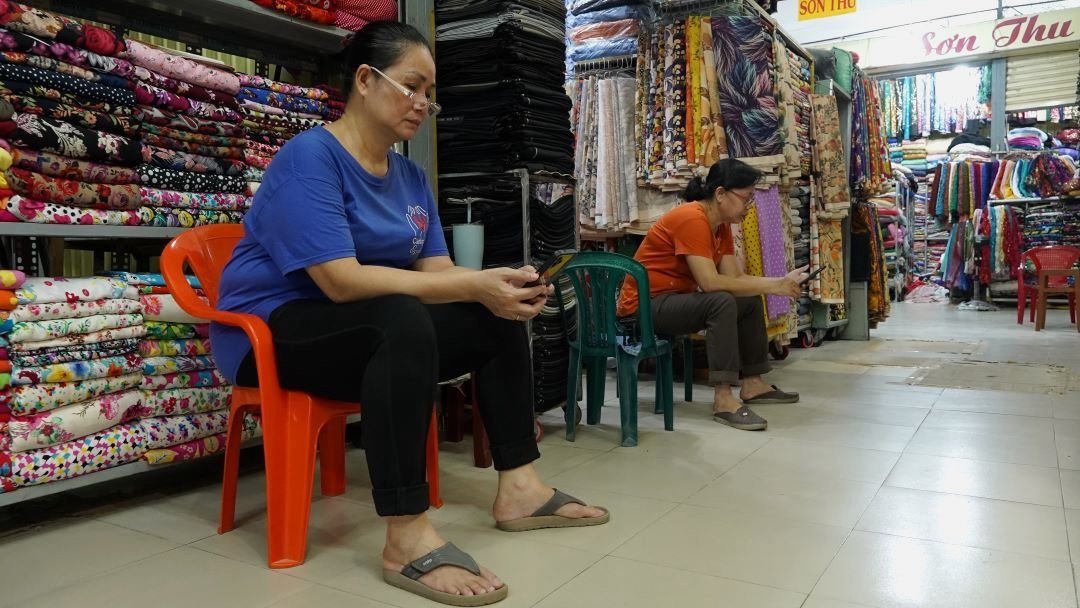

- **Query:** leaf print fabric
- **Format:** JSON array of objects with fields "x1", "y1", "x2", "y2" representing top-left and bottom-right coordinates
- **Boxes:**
[
  {"x1": 6, "y1": 389, "x2": 141, "y2": 452},
  {"x1": 8, "y1": 422, "x2": 144, "y2": 489},
  {"x1": 140, "y1": 411, "x2": 230, "y2": 449},
  {"x1": 711, "y1": 16, "x2": 781, "y2": 159},
  {"x1": 2, "y1": 92, "x2": 141, "y2": 137},
  {"x1": 141, "y1": 368, "x2": 229, "y2": 391},
  {"x1": 6, "y1": 168, "x2": 142, "y2": 209},
  {"x1": 142, "y1": 322, "x2": 209, "y2": 340},
  {"x1": 11, "y1": 147, "x2": 139, "y2": 185},
  {"x1": 8, "y1": 313, "x2": 143, "y2": 343},
  {"x1": 11, "y1": 324, "x2": 146, "y2": 352},
  {"x1": 141, "y1": 355, "x2": 217, "y2": 376},
  {"x1": 4, "y1": 114, "x2": 144, "y2": 166},
  {"x1": 7, "y1": 372, "x2": 142, "y2": 416},
  {"x1": 138, "y1": 386, "x2": 232, "y2": 418},
  {"x1": 811, "y1": 95, "x2": 851, "y2": 212},
  {"x1": 10, "y1": 337, "x2": 141, "y2": 367},
  {"x1": 12, "y1": 352, "x2": 142, "y2": 385}
]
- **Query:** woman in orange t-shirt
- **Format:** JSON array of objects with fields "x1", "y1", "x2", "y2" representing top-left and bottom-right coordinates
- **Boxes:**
[{"x1": 618, "y1": 159, "x2": 805, "y2": 431}]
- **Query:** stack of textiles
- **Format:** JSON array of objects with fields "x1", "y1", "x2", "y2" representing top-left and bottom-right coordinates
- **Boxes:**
[
  {"x1": 108, "y1": 271, "x2": 257, "y2": 465},
  {"x1": 320, "y1": 84, "x2": 345, "y2": 122},
  {"x1": 989, "y1": 152, "x2": 1078, "y2": 201},
  {"x1": 928, "y1": 156, "x2": 999, "y2": 219},
  {"x1": 237, "y1": 74, "x2": 337, "y2": 123},
  {"x1": 564, "y1": 0, "x2": 649, "y2": 69},
  {"x1": 791, "y1": 183, "x2": 811, "y2": 272},
  {"x1": 889, "y1": 143, "x2": 904, "y2": 167},
  {"x1": 900, "y1": 140, "x2": 929, "y2": 178},
  {"x1": 1007, "y1": 127, "x2": 1048, "y2": 151},
  {"x1": 0, "y1": 275, "x2": 146, "y2": 493},
  {"x1": 785, "y1": 49, "x2": 813, "y2": 176},
  {"x1": 849, "y1": 71, "x2": 892, "y2": 198},
  {"x1": 248, "y1": 0, "x2": 337, "y2": 25},
  {"x1": 336, "y1": 0, "x2": 398, "y2": 31},
  {"x1": 117, "y1": 38, "x2": 250, "y2": 228},
  {"x1": 1022, "y1": 204, "x2": 1070, "y2": 248},
  {"x1": 435, "y1": 0, "x2": 574, "y2": 174},
  {"x1": 570, "y1": 75, "x2": 637, "y2": 228},
  {"x1": 0, "y1": 4, "x2": 145, "y2": 227},
  {"x1": 236, "y1": 75, "x2": 331, "y2": 182},
  {"x1": 877, "y1": 66, "x2": 991, "y2": 141}
]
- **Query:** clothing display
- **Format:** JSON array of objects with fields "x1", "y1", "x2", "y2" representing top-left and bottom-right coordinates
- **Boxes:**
[{"x1": 878, "y1": 67, "x2": 991, "y2": 141}]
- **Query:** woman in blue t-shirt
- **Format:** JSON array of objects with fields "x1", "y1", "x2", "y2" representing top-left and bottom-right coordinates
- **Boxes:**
[{"x1": 212, "y1": 21, "x2": 607, "y2": 606}]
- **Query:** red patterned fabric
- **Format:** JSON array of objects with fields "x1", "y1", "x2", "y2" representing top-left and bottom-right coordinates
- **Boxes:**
[
  {"x1": 250, "y1": 0, "x2": 337, "y2": 25},
  {"x1": 335, "y1": 0, "x2": 397, "y2": 31}
]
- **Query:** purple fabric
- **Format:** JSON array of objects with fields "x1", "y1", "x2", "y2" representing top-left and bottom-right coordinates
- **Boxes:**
[{"x1": 753, "y1": 185, "x2": 791, "y2": 320}]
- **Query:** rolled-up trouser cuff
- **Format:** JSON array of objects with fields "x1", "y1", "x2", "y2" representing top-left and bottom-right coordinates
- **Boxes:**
[
  {"x1": 491, "y1": 438, "x2": 541, "y2": 472},
  {"x1": 741, "y1": 360, "x2": 772, "y2": 378},
  {"x1": 372, "y1": 482, "x2": 430, "y2": 517}
]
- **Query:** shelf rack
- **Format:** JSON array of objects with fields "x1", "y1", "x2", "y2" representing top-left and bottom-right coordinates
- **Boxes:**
[{"x1": 0, "y1": 224, "x2": 187, "y2": 239}]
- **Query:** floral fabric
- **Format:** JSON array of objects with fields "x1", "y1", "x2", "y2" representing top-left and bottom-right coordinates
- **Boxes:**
[
  {"x1": 11, "y1": 147, "x2": 139, "y2": 185},
  {"x1": 0, "y1": 78, "x2": 132, "y2": 115},
  {"x1": 136, "y1": 164, "x2": 247, "y2": 195},
  {"x1": 811, "y1": 95, "x2": 851, "y2": 212},
  {"x1": 140, "y1": 410, "x2": 230, "y2": 449},
  {"x1": 6, "y1": 389, "x2": 141, "y2": 452},
  {"x1": 16, "y1": 276, "x2": 134, "y2": 306},
  {"x1": 142, "y1": 368, "x2": 229, "y2": 391},
  {"x1": 0, "y1": 62, "x2": 134, "y2": 106},
  {"x1": 6, "y1": 168, "x2": 141, "y2": 209},
  {"x1": 11, "y1": 337, "x2": 140, "y2": 367},
  {"x1": 243, "y1": 154, "x2": 271, "y2": 170},
  {"x1": 12, "y1": 352, "x2": 142, "y2": 385},
  {"x1": 132, "y1": 83, "x2": 242, "y2": 124},
  {"x1": 237, "y1": 87, "x2": 327, "y2": 116},
  {"x1": 8, "y1": 422, "x2": 144, "y2": 489},
  {"x1": 137, "y1": 205, "x2": 245, "y2": 228},
  {"x1": 141, "y1": 145, "x2": 246, "y2": 177},
  {"x1": 7, "y1": 372, "x2": 142, "y2": 416},
  {"x1": 142, "y1": 133, "x2": 245, "y2": 161},
  {"x1": 143, "y1": 123, "x2": 246, "y2": 147},
  {"x1": 139, "y1": 187, "x2": 248, "y2": 211},
  {"x1": 2, "y1": 92, "x2": 141, "y2": 137},
  {"x1": 139, "y1": 338, "x2": 211, "y2": 357},
  {"x1": 237, "y1": 75, "x2": 328, "y2": 101},
  {"x1": 138, "y1": 386, "x2": 232, "y2": 418},
  {"x1": 817, "y1": 215, "x2": 846, "y2": 303},
  {"x1": 135, "y1": 69, "x2": 239, "y2": 109},
  {"x1": 133, "y1": 105, "x2": 245, "y2": 138},
  {"x1": 119, "y1": 40, "x2": 240, "y2": 95},
  {"x1": 0, "y1": 26, "x2": 135, "y2": 78},
  {"x1": 142, "y1": 421, "x2": 259, "y2": 465},
  {"x1": 8, "y1": 313, "x2": 143, "y2": 343},
  {"x1": 7, "y1": 298, "x2": 141, "y2": 324},
  {"x1": 139, "y1": 294, "x2": 207, "y2": 324},
  {"x1": 144, "y1": 321, "x2": 208, "y2": 340},
  {"x1": 3, "y1": 195, "x2": 141, "y2": 226},
  {"x1": 12, "y1": 324, "x2": 146, "y2": 352},
  {"x1": 4, "y1": 114, "x2": 144, "y2": 166},
  {"x1": 0, "y1": 1, "x2": 125, "y2": 55},
  {"x1": 142, "y1": 355, "x2": 217, "y2": 376}
]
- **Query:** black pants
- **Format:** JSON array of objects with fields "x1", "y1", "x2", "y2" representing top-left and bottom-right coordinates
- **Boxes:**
[
  {"x1": 650, "y1": 292, "x2": 771, "y2": 386},
  {"x1": 236, "y1": 295, "x2": 540, "y2": 517}
]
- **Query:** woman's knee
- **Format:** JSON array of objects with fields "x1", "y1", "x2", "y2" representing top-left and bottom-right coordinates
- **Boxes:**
[
  {"x1": 368, "y1": 295, "x2": 438, "y2": 354},
  {"x1": 703, "y1": 291, "x2": 737, "y2": 318}
]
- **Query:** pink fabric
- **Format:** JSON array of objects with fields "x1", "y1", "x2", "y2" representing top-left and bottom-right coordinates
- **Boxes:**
[
  {"x1": 335, "y1": 0, "x2": 397, "y2": 31},
  {"x1": 119, "y1": 40, "x2": 240, "y2": 95}
]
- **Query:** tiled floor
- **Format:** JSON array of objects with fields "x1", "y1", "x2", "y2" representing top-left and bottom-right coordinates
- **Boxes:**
[{"x1": 3, "y1": 302, "x2": 1080, "y2": 607}]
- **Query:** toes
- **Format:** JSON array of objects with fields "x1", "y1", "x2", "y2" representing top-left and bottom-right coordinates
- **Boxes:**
[
  {"x1": 480, "y1": 566, "x2": 504, "y2": 589},
  {"x1": 467, "y1": 578, "x2": 490, "y2": 595}
]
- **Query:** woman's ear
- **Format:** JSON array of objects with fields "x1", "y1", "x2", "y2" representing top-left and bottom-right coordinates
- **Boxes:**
[{"x1": 353, "y1": 64, "x2": 373, "y2": 97}]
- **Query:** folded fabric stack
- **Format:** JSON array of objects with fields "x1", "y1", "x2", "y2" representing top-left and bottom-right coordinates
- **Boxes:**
[
  {"x1": 116, "y1": 39, "x2": 251, "y2": 228},
  {"x1": 319, "y1": 84, "x2": 345, "y2": 122},
  {"x1": 0, "y1": 275, "x2": 146, "y2": 492},
  {"x1": 1008, "y1": 127, "x2": 1048, "y2": 151},
  {"x1": 435, "y1": 0, "x2": 574, "y2": 174},
  {"x1": 564, "y1": 0, "x2": 649, "y2": 71},
  {"x1": 790, "y1": 183, "x2": 811, "y2": 271},
  {"x1": 900, "y1": 140, "x2": 929, "y2": 178},
  {"x1": 786, "y1": 49, "x2": 813, "y2": 177},
  {"x1": 108, "y1": 271, "x2": 257, "y2": 465},
  {"x1": 237, "y1": 74, "x2": 331, "y2": 181},
  {"x1": 0, "y1": 4, "x2": 146, "y2": 226},
  {"x1": 248, "y1": 0, "x2": 337, "y2": 25},
  {"x1": 889, "y1": 143, "x2": 904, "y2": 167}
]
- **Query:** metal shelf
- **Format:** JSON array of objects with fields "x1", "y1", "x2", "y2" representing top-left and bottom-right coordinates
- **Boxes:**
[{"x1": 0, "y1": 224, "x2": 187, "y2": 239}]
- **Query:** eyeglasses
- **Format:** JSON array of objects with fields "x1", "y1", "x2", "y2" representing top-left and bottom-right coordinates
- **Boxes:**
[
  {"x1": 369, "y1": 66, "x2": 442, "y2": 117},
  {"x1": 726, "y1": 189, "x2": 756, "y2": 207}
]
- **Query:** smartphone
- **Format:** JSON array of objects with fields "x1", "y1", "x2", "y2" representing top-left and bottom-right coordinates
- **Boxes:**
[
  {"x1": 525, "y1": 250, "x2": 577, "y2": 287},
  {"x1": 800, "y1": 266, "x2": 826, "y2": 284}
]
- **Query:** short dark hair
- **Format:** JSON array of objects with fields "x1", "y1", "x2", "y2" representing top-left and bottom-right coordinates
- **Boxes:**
[
  {"x1": 682, "y1": 159, "x2": 762, "y2": 201},
  {"x1": 340, "y1": 21, "x2": 431, "y2": 100}
]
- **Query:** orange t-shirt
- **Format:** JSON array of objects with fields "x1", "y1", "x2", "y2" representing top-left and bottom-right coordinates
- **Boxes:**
[{"x1": 617, "y1": 203, "x2": 734, "y2": 316}]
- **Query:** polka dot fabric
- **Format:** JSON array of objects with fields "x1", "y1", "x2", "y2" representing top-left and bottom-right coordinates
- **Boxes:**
[{"x1": 754, "y1": 185, "x2": 792, "y2": 319}]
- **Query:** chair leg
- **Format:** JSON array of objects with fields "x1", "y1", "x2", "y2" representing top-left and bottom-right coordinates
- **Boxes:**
[
  {"x1": 1030, "y1": 293, "x2": 1037, "y2": 323},
  {"x1": 683, "y1": 336, "x2": 694, "y2": 403},
  {"x1": 442, "y1": 385, "x2": 466, "y2": 443},
  {"x1": 1036, "y1": 289, "x2": 1048, "y2": 331},
  {"x1": 218, "y1": 404, "x2": 254, "y2": 535},
  {"x1": 616, "y1": 356, "x2": 639, "y2": 447},
  {"x1": 1070, "y1": 294, "x2": 1076, "y2": 325},
  {"x1": 427, "y1": 407, "x2": 443, "y2": 509},
  {"x1": 661, "y1": 354, "x2": 675, "y2": 432},
  {"x1": 264, "y1": 397, "x2": 324, "y2": 569},
  {"x1": 585, "y1": 356, "x2": 606, "y2": 426},
  {"x1": 654, "y1": 355, "x2": 666, "y2": 416},
  {"x1": 566, "y1": 348, "x2": 582, "y2": 442},
  {"x1": 1017, "y1": 287, "x2": 1025, "y2": 324},
  {"x1": 318, "y1": 417, "x2": 347, "y2": 497},
  {"x1": 470, "y1": 379, "x2": 492, "y2": 469}
]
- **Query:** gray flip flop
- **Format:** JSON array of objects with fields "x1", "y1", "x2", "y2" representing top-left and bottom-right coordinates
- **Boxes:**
[
  {"x1": 496, "y1": 489, "x2": 610, "y2": 532},
  {"x1": 742, "y1": 385, "x2": 800, "y2": 404},
  {"x1": 383, "y1": 542, "x2": 508, "y2": 607},
  {"x1": 714, "y1": 405, "x2": 768, "y2": 431}
]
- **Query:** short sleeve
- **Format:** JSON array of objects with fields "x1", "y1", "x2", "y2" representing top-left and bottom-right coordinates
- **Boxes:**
[
  {"x1": 247, "y1": 155, "x2": 356, "y2": 276},
  {"x1": 670, "y1": 214, "x2": 717, "y2": 259},
  {"x1": 716, "y1": 224, "x2": 735, "y2": 256},
  {"x1": 418, "y1": 171, "x2": 449, "y2": 259}
]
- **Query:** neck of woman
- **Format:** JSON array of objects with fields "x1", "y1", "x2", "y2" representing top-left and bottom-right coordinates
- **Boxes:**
[
  {"x1": 327, "y1": 110, "x2": 394, "y2": 177},
  {"x1": 697, "y1": 200, "x2": 723, "y2": 231}
]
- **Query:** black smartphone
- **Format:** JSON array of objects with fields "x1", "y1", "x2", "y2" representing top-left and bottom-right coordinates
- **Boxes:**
[
  {"x1": 800, "y1": 266, "x2": 826, "y2": 284},
  {"x1": 525, "y1": 250, "x2": 577, "y2": 287}
]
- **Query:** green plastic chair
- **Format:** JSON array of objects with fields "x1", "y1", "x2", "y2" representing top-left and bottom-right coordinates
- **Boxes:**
[{"x1": 560, "y1": 252, "x2": 674, "y2": 447}]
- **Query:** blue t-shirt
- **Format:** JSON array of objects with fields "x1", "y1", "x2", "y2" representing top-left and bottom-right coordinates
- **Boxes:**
[{"x1": 211, "y1": 127, "x2": 448, "y2": 382}]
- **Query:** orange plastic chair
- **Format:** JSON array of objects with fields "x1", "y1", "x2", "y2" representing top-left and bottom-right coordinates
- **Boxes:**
[
  {"x1": 1017, "y1": 245, "x2": 1080, "y2": 330},
  {"x1": 161, "y1": 225, "x2": 443, "y2": 569}
]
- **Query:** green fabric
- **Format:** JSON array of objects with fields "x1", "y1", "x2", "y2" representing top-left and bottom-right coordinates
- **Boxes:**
[{"x1": 832, "y1": 48, "x2": 853, "y2": 94}]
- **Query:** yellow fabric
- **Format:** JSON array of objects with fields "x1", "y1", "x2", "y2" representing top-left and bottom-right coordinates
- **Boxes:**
[
  {"x1": 687, "y1": 17, "x2": 704, "y2": 168},
  {"x1": 741, "y1": 206, "x2": 764, "y2": 277},
  {"x1": 0, "y1": 148, "x2": 11, "y2": 172}
]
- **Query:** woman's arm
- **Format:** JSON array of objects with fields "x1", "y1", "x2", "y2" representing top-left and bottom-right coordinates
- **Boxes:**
[
  {"x1": 686, "y1": 255, "x2": 802, "y2": 298},
  {"x1": 413, "y1": 255, "x2": 472, "y2": 273}
]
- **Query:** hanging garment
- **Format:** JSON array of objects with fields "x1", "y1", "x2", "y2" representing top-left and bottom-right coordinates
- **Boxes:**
[
  {"x1": 810, "y1": 95, "x2": 850, "y2": 211},
  {"x1": 754, "y1": 185, "x2": 792, "y2": 319},
  {"x1": 817, "y1": 216, "x2": 846, "y2": 303}
]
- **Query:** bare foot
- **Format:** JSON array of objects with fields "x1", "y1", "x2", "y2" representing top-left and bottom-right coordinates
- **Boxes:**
[
  {"x1": 382, "y1": 514, "x2": 502, "y2": 597},
  {"x1": 739, "y1": 376, "x2": 773, "y2": 401},
  {"x1": 492, "y1": 467, "x2": 605, "y2": 523},
  {"x1": 713, "y1": 395, "x2": 743, "y2": 414}
]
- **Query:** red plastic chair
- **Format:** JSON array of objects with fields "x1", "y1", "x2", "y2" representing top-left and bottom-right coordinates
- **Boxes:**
[
  {"x1": 1017, "y1": 246, "x2": 1080, "y2": 330},
  {"x1": 161, "y1": 225, "x2": 443, "y2": 569}
]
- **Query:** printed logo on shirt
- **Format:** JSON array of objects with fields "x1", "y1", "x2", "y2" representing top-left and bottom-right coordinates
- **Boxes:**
[{"x1": 406, "y1": 205, "x2": 429, "y2": 256}]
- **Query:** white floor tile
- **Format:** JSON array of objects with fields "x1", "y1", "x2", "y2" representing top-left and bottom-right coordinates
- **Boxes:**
[{"x1": 887, "y1": 453, "x2": 1063, "y2": 507}]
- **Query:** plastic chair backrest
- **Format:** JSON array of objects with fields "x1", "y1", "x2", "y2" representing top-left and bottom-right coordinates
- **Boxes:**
[
  {"x1": 1022, "y1": 245, "x2": 1080, "y2": 288},
  {"x1": 562, "y1": 251, "x2": 658, "y2": 354}
]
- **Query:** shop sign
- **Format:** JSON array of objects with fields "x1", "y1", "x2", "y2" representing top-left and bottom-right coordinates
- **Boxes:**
[
  {"x1": 798, "y1": 0, "x2": 856, "y2": 21},
  {"x1": 829, "y1": 7, "x2": 1080, "y2": 70}
]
